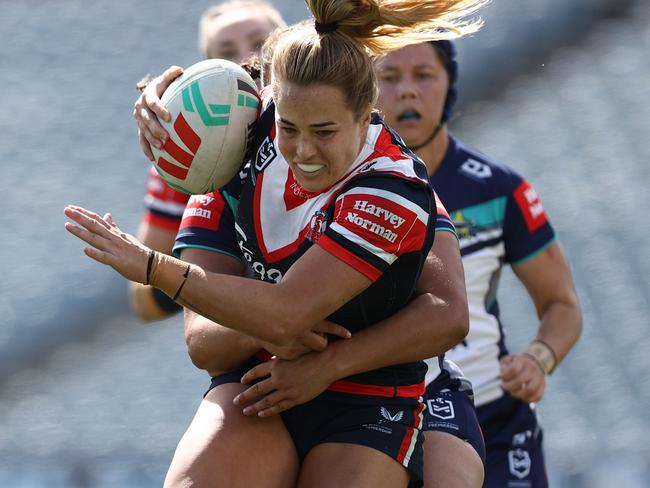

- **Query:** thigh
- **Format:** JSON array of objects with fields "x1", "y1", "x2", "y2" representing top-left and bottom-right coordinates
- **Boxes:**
[
  {"x1": 423, "y1": 431, "x2": 484, "y2": 488},
  {"x1": 479, "y1": 397, "x2": 548, "y2": 488},
  {"x1": 164, "y1": 382, "x2": 299, "y2": 488},
  {"x1": 297, "y1": 442, "x2": 411, "y2": 488}
]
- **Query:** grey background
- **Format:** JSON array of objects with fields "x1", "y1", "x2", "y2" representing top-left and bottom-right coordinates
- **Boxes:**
[{"x1": 1, "y1": 0, "x2": 648, "y2": 486}]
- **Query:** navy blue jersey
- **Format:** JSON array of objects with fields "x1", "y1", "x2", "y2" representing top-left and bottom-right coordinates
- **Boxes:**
[
  {"x1": 432, "y1": 135, "x2": 556, "y2": 406},
  {"x1": 175, "y1": 99, "x2": 454, "y2": 397}
]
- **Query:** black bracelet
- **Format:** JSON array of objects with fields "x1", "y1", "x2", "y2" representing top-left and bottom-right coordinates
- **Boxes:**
[
  {"x1": 144, "y1": 250, "x2": 156, "y2": 285},
  {"x1": 172, "y1": 264, "x2": 191, "y2": 301}
]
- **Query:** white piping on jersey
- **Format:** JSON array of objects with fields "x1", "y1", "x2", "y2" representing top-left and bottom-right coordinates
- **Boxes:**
[
  {"x1": 458, "y1": 227, "x2": 503, "y2": 250},
  {"x1": 340, "y1": 187, "x2": 429, "y2": 226},
  {"x1": 144, "y1": 195, "x2": 187, "y2": 218},
  {"x1": 424, "y1": 357, "x2": 443, "y2": 386},
  {"x1": 328, "y1": 221, "x2": 396, "y2": 264}
]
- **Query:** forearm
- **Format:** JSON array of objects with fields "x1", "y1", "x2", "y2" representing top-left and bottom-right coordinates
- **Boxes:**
[
  {"x1": 322, "y1": 292, "x2": 467, "y2": 381},
  {"x1": 129, "y1": 282, "x2": 181, "y2": 321},
  {"x1": 184, "y1": 309, "x2": 262, "y2": 375},
  {"x1": 533, "y1": 298, "x2": 582, "y2": 366},
  {"x1": 151, "y1": 254, "x2": 311, "y2": 345}
]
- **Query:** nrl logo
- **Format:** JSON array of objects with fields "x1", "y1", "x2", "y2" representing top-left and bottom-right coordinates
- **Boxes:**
[
  {"x1": 380, "y1": 407, "x2": 404, "y2": 422},
  {"x1": 508, "y1": 449, "x2": 531, "y2": 479},
  {"x1": 255, "y1": 136, "x2": 277, "y2": 172},
  {"x1": 427, "y1": 397, "x2": 456, "y2": 420}
]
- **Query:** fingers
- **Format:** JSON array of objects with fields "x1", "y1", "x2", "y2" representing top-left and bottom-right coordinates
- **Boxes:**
[
  {"x1": 134, "y1": 98, "x2": 167, "y2": 150},
  {"x1": 247, "y1": 396, "x2": 295, "y2": 418},
  {"x1": 241, "y1": 390, "x2": 288, "y2": 417},
  {"x1": 64, "y1": 205, "x2": 120, "y2": 237},
  {"x1": 298, "y1": 331, "x2": 328, "y2": 352},
  {"x1": 146, "y1": 65, "x2": 184, "y2": 122},
  {"x1": 500, "y1": 354, "x2": 546, "y2": 403},
  {"x1": 313, "y1": 320, "x2": 352, "y2": 339},
  {"x1": 233, "y1": 378, "x2": 274, "y2": 407}
]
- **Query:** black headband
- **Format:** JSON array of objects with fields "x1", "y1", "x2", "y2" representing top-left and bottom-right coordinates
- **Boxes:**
[{"x1": 314, "y1": 20, "x2": 339, "y2": 34}]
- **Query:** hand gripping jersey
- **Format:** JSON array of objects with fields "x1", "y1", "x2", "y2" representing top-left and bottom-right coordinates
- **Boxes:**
[
  {"x1": 175, "y1": 98, "x2": 456, "y2": 398},
  {"x1": 431, "y1": 135, "x2": 556, "y2": 407}
]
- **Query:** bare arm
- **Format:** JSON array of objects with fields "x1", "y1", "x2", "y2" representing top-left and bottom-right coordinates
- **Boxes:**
[
  {"x1": 129, "y1": 222, "x2": 181, "y2": 321},
  {"x1": 500, "y1": 241, "x2": 582, "y2": 402},
  {"x1": 232, "y1": 231, "x2": 469, "y2": 416}
]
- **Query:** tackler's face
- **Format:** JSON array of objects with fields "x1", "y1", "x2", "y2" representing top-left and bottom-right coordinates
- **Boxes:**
[
  {"x1": 275, "y1": 82, "x2": 371, "y2": 193},
  {"x1": 375, "y1": 43, "x2": 449, "y2": 148},
  {"x1": 202, "y1": 10, "x2": 275, "y2": 63}
]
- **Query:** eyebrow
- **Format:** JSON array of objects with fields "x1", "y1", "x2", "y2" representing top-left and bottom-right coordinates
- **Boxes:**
[{"x1": 279, "y1": 118, "x2": 337, "y2": 128}]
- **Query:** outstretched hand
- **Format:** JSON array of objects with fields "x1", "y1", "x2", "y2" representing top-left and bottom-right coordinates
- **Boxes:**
[
  {"x1": 64, "y1": 205, "x2": 151, "y2": 284},
  {"x1": 133, "y1": 65, "x2": 184, "y2": 161}
]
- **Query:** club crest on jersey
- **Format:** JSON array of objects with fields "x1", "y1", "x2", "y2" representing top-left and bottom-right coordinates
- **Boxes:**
[
  {"x1": 508, "y1": 449, "x2": 532, "y2": 479},
  {"x1": 307, "y1": 211, "x2": 328, "y2": 242},
  {"x1": 255, "y1": 136, "x2": 277, "y2": 172},
  {"x1": 427, "y1": 397, "x2": 456, "y2": 420}
]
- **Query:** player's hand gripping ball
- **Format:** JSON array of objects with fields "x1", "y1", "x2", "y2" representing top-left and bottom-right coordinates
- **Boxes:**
[{"x1": 151, "y1": 59, "x2": 260, "y2": 195}]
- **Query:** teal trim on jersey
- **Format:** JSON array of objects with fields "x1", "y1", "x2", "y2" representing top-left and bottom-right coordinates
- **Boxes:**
[
  {"x1": 434, "y1": 227, "x2": 459, "y2": 239},
  {"x1": 453, "y1": 196, "x2": 507, "y2": 227},
  {"x1": 172, "y1": 243, "x2": 240, "y2": 261},
  {"x1": 222, "y1": 191, "x2": 240, "y2": 216},
  {"x1": 510, "y1": 235, "x2": 557, "y2": 266}
]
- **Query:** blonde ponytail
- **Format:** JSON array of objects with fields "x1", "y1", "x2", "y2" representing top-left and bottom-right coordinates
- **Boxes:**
[{"x1": 271, "y1": 0, "x2": 487, "y2": 117}]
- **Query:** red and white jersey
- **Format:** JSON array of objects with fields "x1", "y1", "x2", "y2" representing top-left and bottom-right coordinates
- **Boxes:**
[{"x1": 142, "y1": 167, "x2": 189, "y2": 232}]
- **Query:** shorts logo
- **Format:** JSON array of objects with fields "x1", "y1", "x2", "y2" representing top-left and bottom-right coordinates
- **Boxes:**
[
  {"x1": 508, "y1": 449, "x2": 531, "y2": 479},
  {"x1": 427, "y1": 397, "x2": 456, "y2": 420},
  {"x1": 380, "y1": 407, "x2": 404, "y2": 422},
  {"x1": 255, "y1": 136, "x2": 277, "y2": 172},
  {"x1": 512, "y1": 430, "x2": 533, "y2": 447}
]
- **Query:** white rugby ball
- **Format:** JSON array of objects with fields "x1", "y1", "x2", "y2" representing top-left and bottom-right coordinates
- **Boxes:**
[{"x1": 151, "y1": 59, "x2": 260, "y2": 195}]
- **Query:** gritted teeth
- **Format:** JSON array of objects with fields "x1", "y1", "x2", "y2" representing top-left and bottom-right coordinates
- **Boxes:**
[
  {"x1": 297, "y1": 163, "x2": 324, "y2": 173},
  {"x1": 397, "y1": 110, "x2": 421, "y2": 121}
]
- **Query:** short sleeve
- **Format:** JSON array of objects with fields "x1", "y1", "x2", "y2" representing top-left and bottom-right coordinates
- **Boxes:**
[
  {"x1": 317, "y1": 176, "x2": 433, "y2": 281},
  {"x1": 172, "y1": 189, "x2": 241, "y2": 260},
  {"x1": 503, "y1": 177, "x2": 556, "y2": 264},
  {"x1": 433, "y1": 191, "x2": 457, "y2": 237}
]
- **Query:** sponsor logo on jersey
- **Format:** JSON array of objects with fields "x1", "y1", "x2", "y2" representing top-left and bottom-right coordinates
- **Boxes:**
[
  {"x1": 427, "y1": 397, "x2": 456, "y2": 420},
  {"x1": 460, "y1": 158, "x2": 492, "y2": 180},
  {"x1": 508, "y1": 449, "x2": 532, "y2": 479},
  {"x1": 513, "y1": 180, "x2": 548, "y2": 232},
  {"x1": 180, "y1": 193, "x2": 224, "y2": 230},
  {"x1": 380, "y1": 407, "x2": 404, "y2": 422},
  {"x1": 236, "y1": 223, "x2": 283, "y2": 283},
  {"x1": 334, "y1": 193, "x2": 424, "y2": 256},
  {"x1": 255, "y1": 136, "x2": 277, "y2": 172},
  {"x1": 343, "y1": 199, "x2": 409, "y2": 244}
]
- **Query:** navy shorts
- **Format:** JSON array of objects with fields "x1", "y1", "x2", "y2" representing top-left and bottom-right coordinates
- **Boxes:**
[
  {"x1": 477, "y1": 394, "x2": 548, "y2": 488},
  {"x1": 207, "y1": 363, "x2": 425, "y2": 487},
  {"x1": 423, "y1": 381, "x2": 486, "y2": 463},
  {"x1": 282, "y1": 390, "x2": 425, "y2": 487}
]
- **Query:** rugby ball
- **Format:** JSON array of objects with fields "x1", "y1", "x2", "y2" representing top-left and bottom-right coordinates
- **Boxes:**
[{"x1": 151, "y1": 59, "x2": 260, "y2": 195}]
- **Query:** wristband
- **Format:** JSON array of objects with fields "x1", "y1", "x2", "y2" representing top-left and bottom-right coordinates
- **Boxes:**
[
  {"x1": 144, "y1": 250, "x2": 156, "y2": 285},
  {"x1": 525, "y1": 340, "x2": 557, "y2": 375}
]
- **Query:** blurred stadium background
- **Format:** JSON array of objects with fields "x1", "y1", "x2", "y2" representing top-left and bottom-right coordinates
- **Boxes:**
[{"x1": 1, "y1": 0, "x2": 648, "y2": 486}]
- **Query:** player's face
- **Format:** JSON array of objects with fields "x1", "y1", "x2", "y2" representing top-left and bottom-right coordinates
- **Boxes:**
[
  {"x1": 203, "y1": 11, "x2": 275, "y2": 62},
  {"x1": 375, "y1": 43, "x2": 449, "y2": 147},
  {"x1": 275, "y1": 82, "x2": 371, "y2": 193}
]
